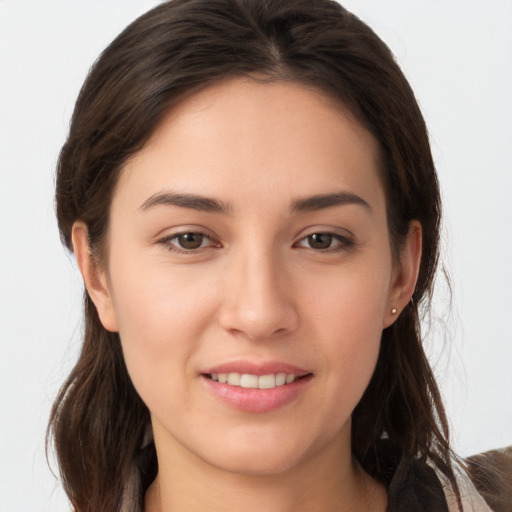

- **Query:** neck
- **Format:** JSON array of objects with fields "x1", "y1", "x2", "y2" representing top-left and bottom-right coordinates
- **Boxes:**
[{"x1": 144, "y1": 426, "x2": 387, "y2": 512}]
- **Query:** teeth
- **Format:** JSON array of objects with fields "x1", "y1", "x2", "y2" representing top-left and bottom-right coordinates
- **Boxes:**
[
  {"x1": 276, "y1": 373, "x2": 286, "y2": 386},
  {"x1": 241, "y1": 374, "x2": 259, "y2": 388},
  {"x1": 227, "y1": 373, "x2": 241, "y2": 386},
  {"x1": 209, "y1": 372, "x2": 298, "y2": 389},
  {"x1": 257, "y1": 374, "x2": 275, "y2": 389}
]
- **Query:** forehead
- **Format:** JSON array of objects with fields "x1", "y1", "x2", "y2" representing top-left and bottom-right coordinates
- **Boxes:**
[{"x1": 116, "y1": 78, "x2": 385, "y2": 215}]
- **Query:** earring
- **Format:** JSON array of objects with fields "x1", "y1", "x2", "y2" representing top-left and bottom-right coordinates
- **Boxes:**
[{"x1": 391, "y1": 308, "x2": 397, "y2": 315}]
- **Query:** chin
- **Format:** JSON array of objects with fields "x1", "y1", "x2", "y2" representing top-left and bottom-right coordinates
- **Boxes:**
[
  {"x1": 194, "y1": 427, "x2": 336, "y2": 477},
  {"x1": 206, "y1": 448, "x2": 306, "y2": 476}
]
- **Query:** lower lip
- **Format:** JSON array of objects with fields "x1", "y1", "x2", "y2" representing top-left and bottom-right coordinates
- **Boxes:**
[{"x1": 201, "y1": 375, "x2": 313, "y2": 413}]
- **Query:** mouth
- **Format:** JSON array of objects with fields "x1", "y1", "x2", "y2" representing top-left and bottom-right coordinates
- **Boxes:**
[
  {"x1": 205, "y1": 372, "x2": 310, "y2": 389},
  {"x1": 201, "y1": 361, "x2": 313, "y2": 412},
  {"x1": 201, "y1": 367, "x2": 313, "y2": 412}
]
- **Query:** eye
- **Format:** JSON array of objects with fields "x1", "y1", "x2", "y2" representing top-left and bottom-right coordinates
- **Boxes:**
[
  {"x1": 296, "y1": 232, "x2": 353, "y2": 251},
  {"x1": 158, "y1": 232, "x2": 219, "y2": 253}
]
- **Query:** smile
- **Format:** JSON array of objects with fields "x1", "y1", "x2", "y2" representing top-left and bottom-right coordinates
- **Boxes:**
[
  {"x1": 209, "y1": 372, "x2": 298, "y2": 389},
  {"x1": 203, "y1": 370, "x2": 313, "y2": 413}
]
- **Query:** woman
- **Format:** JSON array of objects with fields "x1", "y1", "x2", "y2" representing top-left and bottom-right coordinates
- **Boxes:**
[{"x1": 47, "y1": 1, "x2": 498, "y2": 510}]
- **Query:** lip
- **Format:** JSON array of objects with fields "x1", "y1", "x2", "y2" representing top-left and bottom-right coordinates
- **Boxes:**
[
  {"x1": 203, "y1": 361, "x2": 310, "y2": 377},
  {"x1": 201, "y1": 360, "x2": 313, "y2": 413}
]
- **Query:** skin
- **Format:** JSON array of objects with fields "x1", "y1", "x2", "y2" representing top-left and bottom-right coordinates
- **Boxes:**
[{"x1": 73, "y1": 79, "x2": 421, "y2": 512}]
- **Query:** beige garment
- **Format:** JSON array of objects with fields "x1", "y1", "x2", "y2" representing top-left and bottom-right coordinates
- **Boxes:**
[{"x1": 438, "y1": 468, "x2": 493, "y2": 512}]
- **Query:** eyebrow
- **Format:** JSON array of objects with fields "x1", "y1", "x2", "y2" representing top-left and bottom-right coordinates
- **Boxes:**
[
  {"x1": 290, "y1": 191, "x2": 372, "y2": 213},
  {"x1": 139, "y1": 190, "x2": 371, "y2": 215},
  {"x1": 139, "y1": 191, "x2": 231, "y2": 214}
]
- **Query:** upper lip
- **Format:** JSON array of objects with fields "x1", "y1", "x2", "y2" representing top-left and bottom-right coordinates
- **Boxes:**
[{"x1": 203, "y1": 360, "x2": 311, "y2": 377}]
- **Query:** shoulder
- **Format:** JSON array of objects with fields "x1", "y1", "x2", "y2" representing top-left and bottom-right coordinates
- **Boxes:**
[
  {"x1": 375, "y1": 439, "x2": 451, "y2": 511},
  {"x1": 465, "y1": 447, "x2": 512, "y2": 512},
  {"x1": 436, "y1": 466, "x2": 493, "y2": 512},
  {"x1": 375, "y1": 439, "x2": 499, "y2": 511},
  {"x1": 432, "y1": 446, "x2": 512, "y2": 512}
]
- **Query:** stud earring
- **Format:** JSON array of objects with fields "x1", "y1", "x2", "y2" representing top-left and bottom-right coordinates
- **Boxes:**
[{"x1": 391, "y1": 308, "x2": 397, "y2": 315}]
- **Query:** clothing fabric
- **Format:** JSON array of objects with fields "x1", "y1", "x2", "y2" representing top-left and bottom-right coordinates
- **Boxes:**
[
  {"x1": 376, "y1": 439, "x2": 492, "y2": 511},
  {"x1": 123, "y1": 440, "x2": 494, "y2": 512},
  {"x1": 440, "y1": 470, "x2": 493, "y2": 512}
]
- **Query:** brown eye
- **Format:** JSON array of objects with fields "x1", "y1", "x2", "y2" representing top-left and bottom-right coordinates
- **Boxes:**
[
  {"x1": 296, "y1": 232, "x2": 353, "y2": 252},
  {"x1": 158, "y1": 231, "x2": 220, "y2": 254},
  {"x1": 177, "y1": 233, "x2": 206, "y2": 250},
  {"x1": 307, "y1": 233, "x2": 334, "y2": 250}
]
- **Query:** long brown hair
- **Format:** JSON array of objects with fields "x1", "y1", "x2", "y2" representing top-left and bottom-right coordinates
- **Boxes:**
[{"x1": 49, "y1": 1, "x2": 461, "y2": 510}]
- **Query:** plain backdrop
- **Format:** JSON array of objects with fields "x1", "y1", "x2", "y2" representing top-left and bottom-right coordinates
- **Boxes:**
[{"x1": 1, "y1": 1, "x2": 511, "y2": 510}]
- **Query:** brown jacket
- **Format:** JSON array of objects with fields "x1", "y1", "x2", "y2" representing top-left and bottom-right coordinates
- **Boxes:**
[{"x1": 465, "y1": 447, "x2": 512, "y2": 512}]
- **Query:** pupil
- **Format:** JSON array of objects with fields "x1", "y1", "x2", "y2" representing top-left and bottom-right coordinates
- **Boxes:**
[
  {"x1": 179, "y1": 233, "x2": 203, "y2": 249},
  {"x1": 309, "y1": 233, "x2": 332, "y2": 249}
]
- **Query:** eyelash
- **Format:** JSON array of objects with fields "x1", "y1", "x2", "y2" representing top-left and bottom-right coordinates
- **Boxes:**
[
  {"x1": 157, "y1": 230, "x2": 354, "y2": 254},
  {"x1": 157, "y1": 232, "x2": 219, "y2": 254},
  {"x1": 294, "y1": 233, "x2": 354, "y2": 252}
]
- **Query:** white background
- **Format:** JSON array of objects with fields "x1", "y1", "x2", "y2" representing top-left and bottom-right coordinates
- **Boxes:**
[{"x1": 1, "y1": 1, "x2": 511, "y2": 510}]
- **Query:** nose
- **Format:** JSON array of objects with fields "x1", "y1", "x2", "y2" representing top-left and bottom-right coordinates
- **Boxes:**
[{"x1": 218, "y1": 249, "x2": 299, "y2": 341}]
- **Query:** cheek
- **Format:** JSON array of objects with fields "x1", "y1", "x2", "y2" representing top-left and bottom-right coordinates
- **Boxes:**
[
  {"x1": 110, "y1": 249, "x2": 216, "y2": 340},
  {"x1": 303, "y1": 257, "x2": 390, "y2": 396},
  {"x1": 305, "y1": 255, "x2": 391, "y2": 339},
  {"x1": 107, "y1": 257, "x2": 218, "y2": 406}
]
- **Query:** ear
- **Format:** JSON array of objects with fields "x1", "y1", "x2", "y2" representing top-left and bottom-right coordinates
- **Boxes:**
[
  {"x1": 383, "y1": 221, "x2": 422, "y2": 328},
  {"x1": 71, "y1": 222, "x2": 119, "y2": 332}
]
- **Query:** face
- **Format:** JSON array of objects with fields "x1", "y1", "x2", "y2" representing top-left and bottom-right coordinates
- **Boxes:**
[{"x1": 79, "y1": 79, "x2": 415, "y2": 476}]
